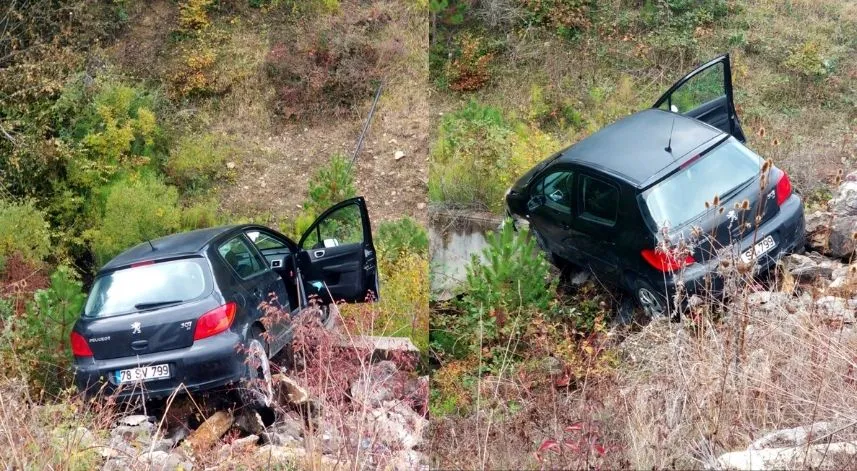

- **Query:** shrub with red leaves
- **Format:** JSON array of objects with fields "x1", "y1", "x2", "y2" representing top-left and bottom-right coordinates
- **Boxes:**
[
  {"x1": 0, "y1": 253, "x2": 49, "y2": 317},
  {"x1": 264, "y1": 7, "x2": 402, "y2": 119}
]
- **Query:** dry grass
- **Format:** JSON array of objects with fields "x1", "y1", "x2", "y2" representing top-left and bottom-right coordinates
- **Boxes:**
[
  {"x1": 0, "y1": 303, "x2": 428, "y2": 470},
  {"x1": 619, "y1": 285, "x2": 857, "y2": 468},
  {"x1": 429, "y1": 268, "x2": 857, "y2": 469}
]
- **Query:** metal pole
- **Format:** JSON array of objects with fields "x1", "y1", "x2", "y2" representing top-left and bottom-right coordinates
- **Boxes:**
[{"x1": 350, "y1": 82, "x2": 384, "y2": 168}]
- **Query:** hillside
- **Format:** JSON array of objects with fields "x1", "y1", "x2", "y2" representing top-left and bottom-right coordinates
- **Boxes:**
[
  {"x1": 427, "y1": 1, "x2": 857, "y2": 468},
  {"x1": 0, "y1": 1, "x2": 429, "y2": 468}
]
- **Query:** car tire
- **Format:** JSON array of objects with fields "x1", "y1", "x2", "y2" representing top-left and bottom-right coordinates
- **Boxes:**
[
  {"x1": 320, "y1": 303, "x2": 337, "y2": 330},
  {"x1": 633, "y1": 280, "x2": 670, "y2": 319},
  {"x1": 240, "y1": 330, "x2": 274, "y2": 409}
]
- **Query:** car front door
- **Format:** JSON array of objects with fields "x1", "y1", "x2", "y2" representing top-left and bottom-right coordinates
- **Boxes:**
[
  {"x1": 526, "y1": 167, "x2": 579, "y2": 264},
  {"x1": 568, "y1": 172, "x2": 624, "y2": 283},
  {"x1": 297, "y1": 197, "x2": 380, "y2": 304},
  {"x1": 653, "y1": 53, "x2": 746, "y2": 142}
]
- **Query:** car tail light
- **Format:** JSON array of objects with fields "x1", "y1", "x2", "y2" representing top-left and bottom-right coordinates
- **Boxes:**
[
  {"x1": 70, "y1": 331, "x2": 93, "y2": 357},
  {"x1": 641, "y1": 248, "x2": 695, "y2": 272},
  {"x1": 776, "y1": 171, "x2": 792, "y2": 206},
  {"x1": 193, "y1": 302, "x2": 237, "y2": 341}
]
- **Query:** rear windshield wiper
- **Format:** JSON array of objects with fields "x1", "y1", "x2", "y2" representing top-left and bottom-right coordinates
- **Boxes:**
[
  {"x1": 134, "y1": 300, "x2": 183, "y2": 310},
  {"x1": 719, "y1": 176, "x2": 757, "y2": 203}
]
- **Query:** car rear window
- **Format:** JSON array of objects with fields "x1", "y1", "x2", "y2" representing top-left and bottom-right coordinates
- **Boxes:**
[
  {"x1": 643, "y1": 138, "x2": 762, "y2": 229},
  {"x1": 84, "y1": 258, "x2": 211, "y2": 318}
]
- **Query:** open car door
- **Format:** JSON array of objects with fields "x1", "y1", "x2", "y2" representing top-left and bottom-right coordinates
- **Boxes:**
[
  {"x1": 653, "y1": 54, "x2": 746, "y2": 142},
  {"x1": 298, "y1": 197, "x2": 379, "y2": 304}
]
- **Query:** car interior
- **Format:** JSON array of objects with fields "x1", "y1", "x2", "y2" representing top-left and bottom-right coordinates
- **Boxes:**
[{"x1": 245, "y1": 230, "x2": 300, "y2": 312}]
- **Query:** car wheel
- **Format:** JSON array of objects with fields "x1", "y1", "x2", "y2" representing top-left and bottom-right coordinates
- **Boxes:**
[
  {"x1": 320, "y1": 303, "x2": 337, "y2": 330},
  {"x1": 634, "y1": 281, "x2": 669, "y2": 319},
  {"x1": 240, "y1": 331, "x2": 274, "y2": 408}
]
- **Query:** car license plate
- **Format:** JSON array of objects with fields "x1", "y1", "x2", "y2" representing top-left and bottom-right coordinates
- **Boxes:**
[
  {"x1": 115, "y1": 364, "x2": 170, "y2": 384},
  {"x1": 740, "y1": 235, "x2": 776, "y2": 264}
]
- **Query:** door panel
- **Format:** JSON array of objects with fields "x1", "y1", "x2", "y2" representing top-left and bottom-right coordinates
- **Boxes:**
[
  {"x1": 653, "y1": 54, "x2": 745, "y2": 142},
  {"x1": 298, "y1": 197, "x2": 379, "y2": 304}
]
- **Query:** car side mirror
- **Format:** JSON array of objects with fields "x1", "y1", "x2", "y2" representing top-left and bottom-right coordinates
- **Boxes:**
[
  {"x1": 323, "y1": 238, "x2": 340, "y2": 248},
  {"x1": 527, "y1": 195, "x2": 545, "y2": 212},
  {"x1": 670, "y1": 104, "x2": 679, "y2": 113}
]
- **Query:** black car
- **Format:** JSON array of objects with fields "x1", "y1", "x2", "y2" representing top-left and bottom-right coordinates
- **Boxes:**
[
  {"x1": 71, "y1": 197, "x2": 379, "y2": 405},
  {"x1": 506, "y1": 54, "x2": 805, "y2": 317}
]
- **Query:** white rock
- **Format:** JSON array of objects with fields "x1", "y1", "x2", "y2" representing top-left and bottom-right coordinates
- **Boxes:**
[
  {"x1": 394, "y1": 150, "x2": 406, "y2": 160},
  {"x1": 119, "y1": 415, "x2": 152, "y2": 427},
  {"x1": 717, "y1": 442, "x2": 857, "y2": 470}
]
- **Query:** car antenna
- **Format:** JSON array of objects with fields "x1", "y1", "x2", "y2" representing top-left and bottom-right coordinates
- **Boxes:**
[
  {"x1": 146, "y1": 240, "x2": 156, "y2": 251},
  {"x1": 665, "y1": 115, "x2": 676, "y2": 154}
]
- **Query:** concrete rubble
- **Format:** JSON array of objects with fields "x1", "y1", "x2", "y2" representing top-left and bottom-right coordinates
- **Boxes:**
[{"x1": 85, "y1": 334, "x2": 428, "y2": 470}]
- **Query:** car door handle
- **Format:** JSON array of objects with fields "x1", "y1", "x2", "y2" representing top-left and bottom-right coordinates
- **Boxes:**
[
  {"x1": 131, "y1": 340, "x2": 148, "y2": 351},
  {"x1": 313, "y1": 250, "x2": 325, "y2": 258}
]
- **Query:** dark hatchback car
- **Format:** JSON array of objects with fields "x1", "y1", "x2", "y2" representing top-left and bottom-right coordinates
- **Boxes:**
[
  {"x1": 506, "y1": 54, "x2": 805, "y2": 317},
  {"x1": 71, "y1": 197, "x2": 378, "y2": 405}
]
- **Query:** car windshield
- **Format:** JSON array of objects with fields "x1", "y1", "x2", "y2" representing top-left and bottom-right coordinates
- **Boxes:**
[
  {"x1": 643, "y1": 137, "x2": 762, "y2": 229},
  {"x1": 84, "y1": 258, "x2": 210, "y2": 318}
]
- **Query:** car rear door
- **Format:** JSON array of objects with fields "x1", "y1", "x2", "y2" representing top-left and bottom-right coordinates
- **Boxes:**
[
  {"x1": 297, "y1": 197, "x2": 379, "y2": 304},
  {"x1": 653, "y1": 54, "x2": 746, "y2": 142},
  {"x1": 568, "y1": 172, "x2": 624, "y2": 283},
  {"x1": 217, "y1": 234, "x2": 289, "y2": 349}
]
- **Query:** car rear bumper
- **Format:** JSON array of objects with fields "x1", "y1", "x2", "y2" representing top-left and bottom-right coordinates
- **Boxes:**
[
  {"x1": 657, "y1": 193, "x2": 805, "y2": 298},
  {"x1": 73, "y1": 331, "x2": 246, "y2": 400}
]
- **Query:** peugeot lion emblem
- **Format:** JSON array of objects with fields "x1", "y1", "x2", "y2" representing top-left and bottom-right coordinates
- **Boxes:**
[{"x1": 131, "y1": 322, "x2": 142, "y2": 335}]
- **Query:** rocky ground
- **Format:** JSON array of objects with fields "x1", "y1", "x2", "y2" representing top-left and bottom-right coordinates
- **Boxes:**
[{"x1": 37, "y1": 318, "x2": 429, "y2": 471}]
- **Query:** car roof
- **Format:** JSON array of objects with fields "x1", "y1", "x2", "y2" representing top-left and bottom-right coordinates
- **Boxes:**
[
  {"x1": 98, "y1": 225, "x2": 243, "y2": 274},
  {"x1": 555, "y1": 108, "x2": 726, "y2": 187}
]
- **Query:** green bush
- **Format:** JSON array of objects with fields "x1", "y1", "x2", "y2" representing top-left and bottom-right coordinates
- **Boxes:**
[
  {"x1": 53, "y1": 75, "x2": 166, "y2": 189},
  {"x1": 783, "y1": 41, "x2": 832, "y2": 80},
  {"x1": 431, "y1": 221, "x2": 554, "y2": 377},
  {"x1": 519, "y1": 0, "x2": 595, "y2": 39},
  {"x1": 461, "y1": 221, "x2": 553, "y2": 320},
  {"x1": 167, "y1": 133, "x2": 231, "y2": 192},
  {"x1": 528, "y1": 84, "x2": 585, "y2": 131},
  {"x1": 178, "y1": 0, "x2": 214, "y2": 31},
  {"x1": 430, "y1": 100, "x2": 559, "y2": 212},
  {"x1": 88, "y1": 174, "x2": 182, "y2": 265},
  {"x1": 304, "y1": 153, "x2": 357, "y2": 217},
  {"x1": 637, "y1": 0, "x2": 728, "y2": 31},
  {"x1": 179, "y1": 199, "x2": 222, "y2": 230},
  {"x1": 250, "y1": 0, "x2": 340, "y2": 12},
  {"x1": 376, "y1": 217, "x2": 429, "y2": 264},
  {"x1": 0, "y1": 265, "x2": 86, "y2": 397},
  {"x1": 0, "y1": 199, "x2": 52, "y2": 265}
]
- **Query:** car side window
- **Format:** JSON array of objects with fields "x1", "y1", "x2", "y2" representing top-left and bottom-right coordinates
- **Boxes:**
[
  {"x1": 303, "y1": 202, "x2": 364, "y2": 250},
  {"x1": 246, "y1": 230, "x2": 287, "y2": 251},
  {"x1": 537, "y1": 170, "x2": 574, "y2": 214},
  {"x1": 218, "y1": 236, "x2": 267, "y2": 279},
  {"x1": 579, "y1": 175, "x2": 619, "y2": 226},
  {"x1": 662, "y1": 62, "x2": 725, "y2": 113}
]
